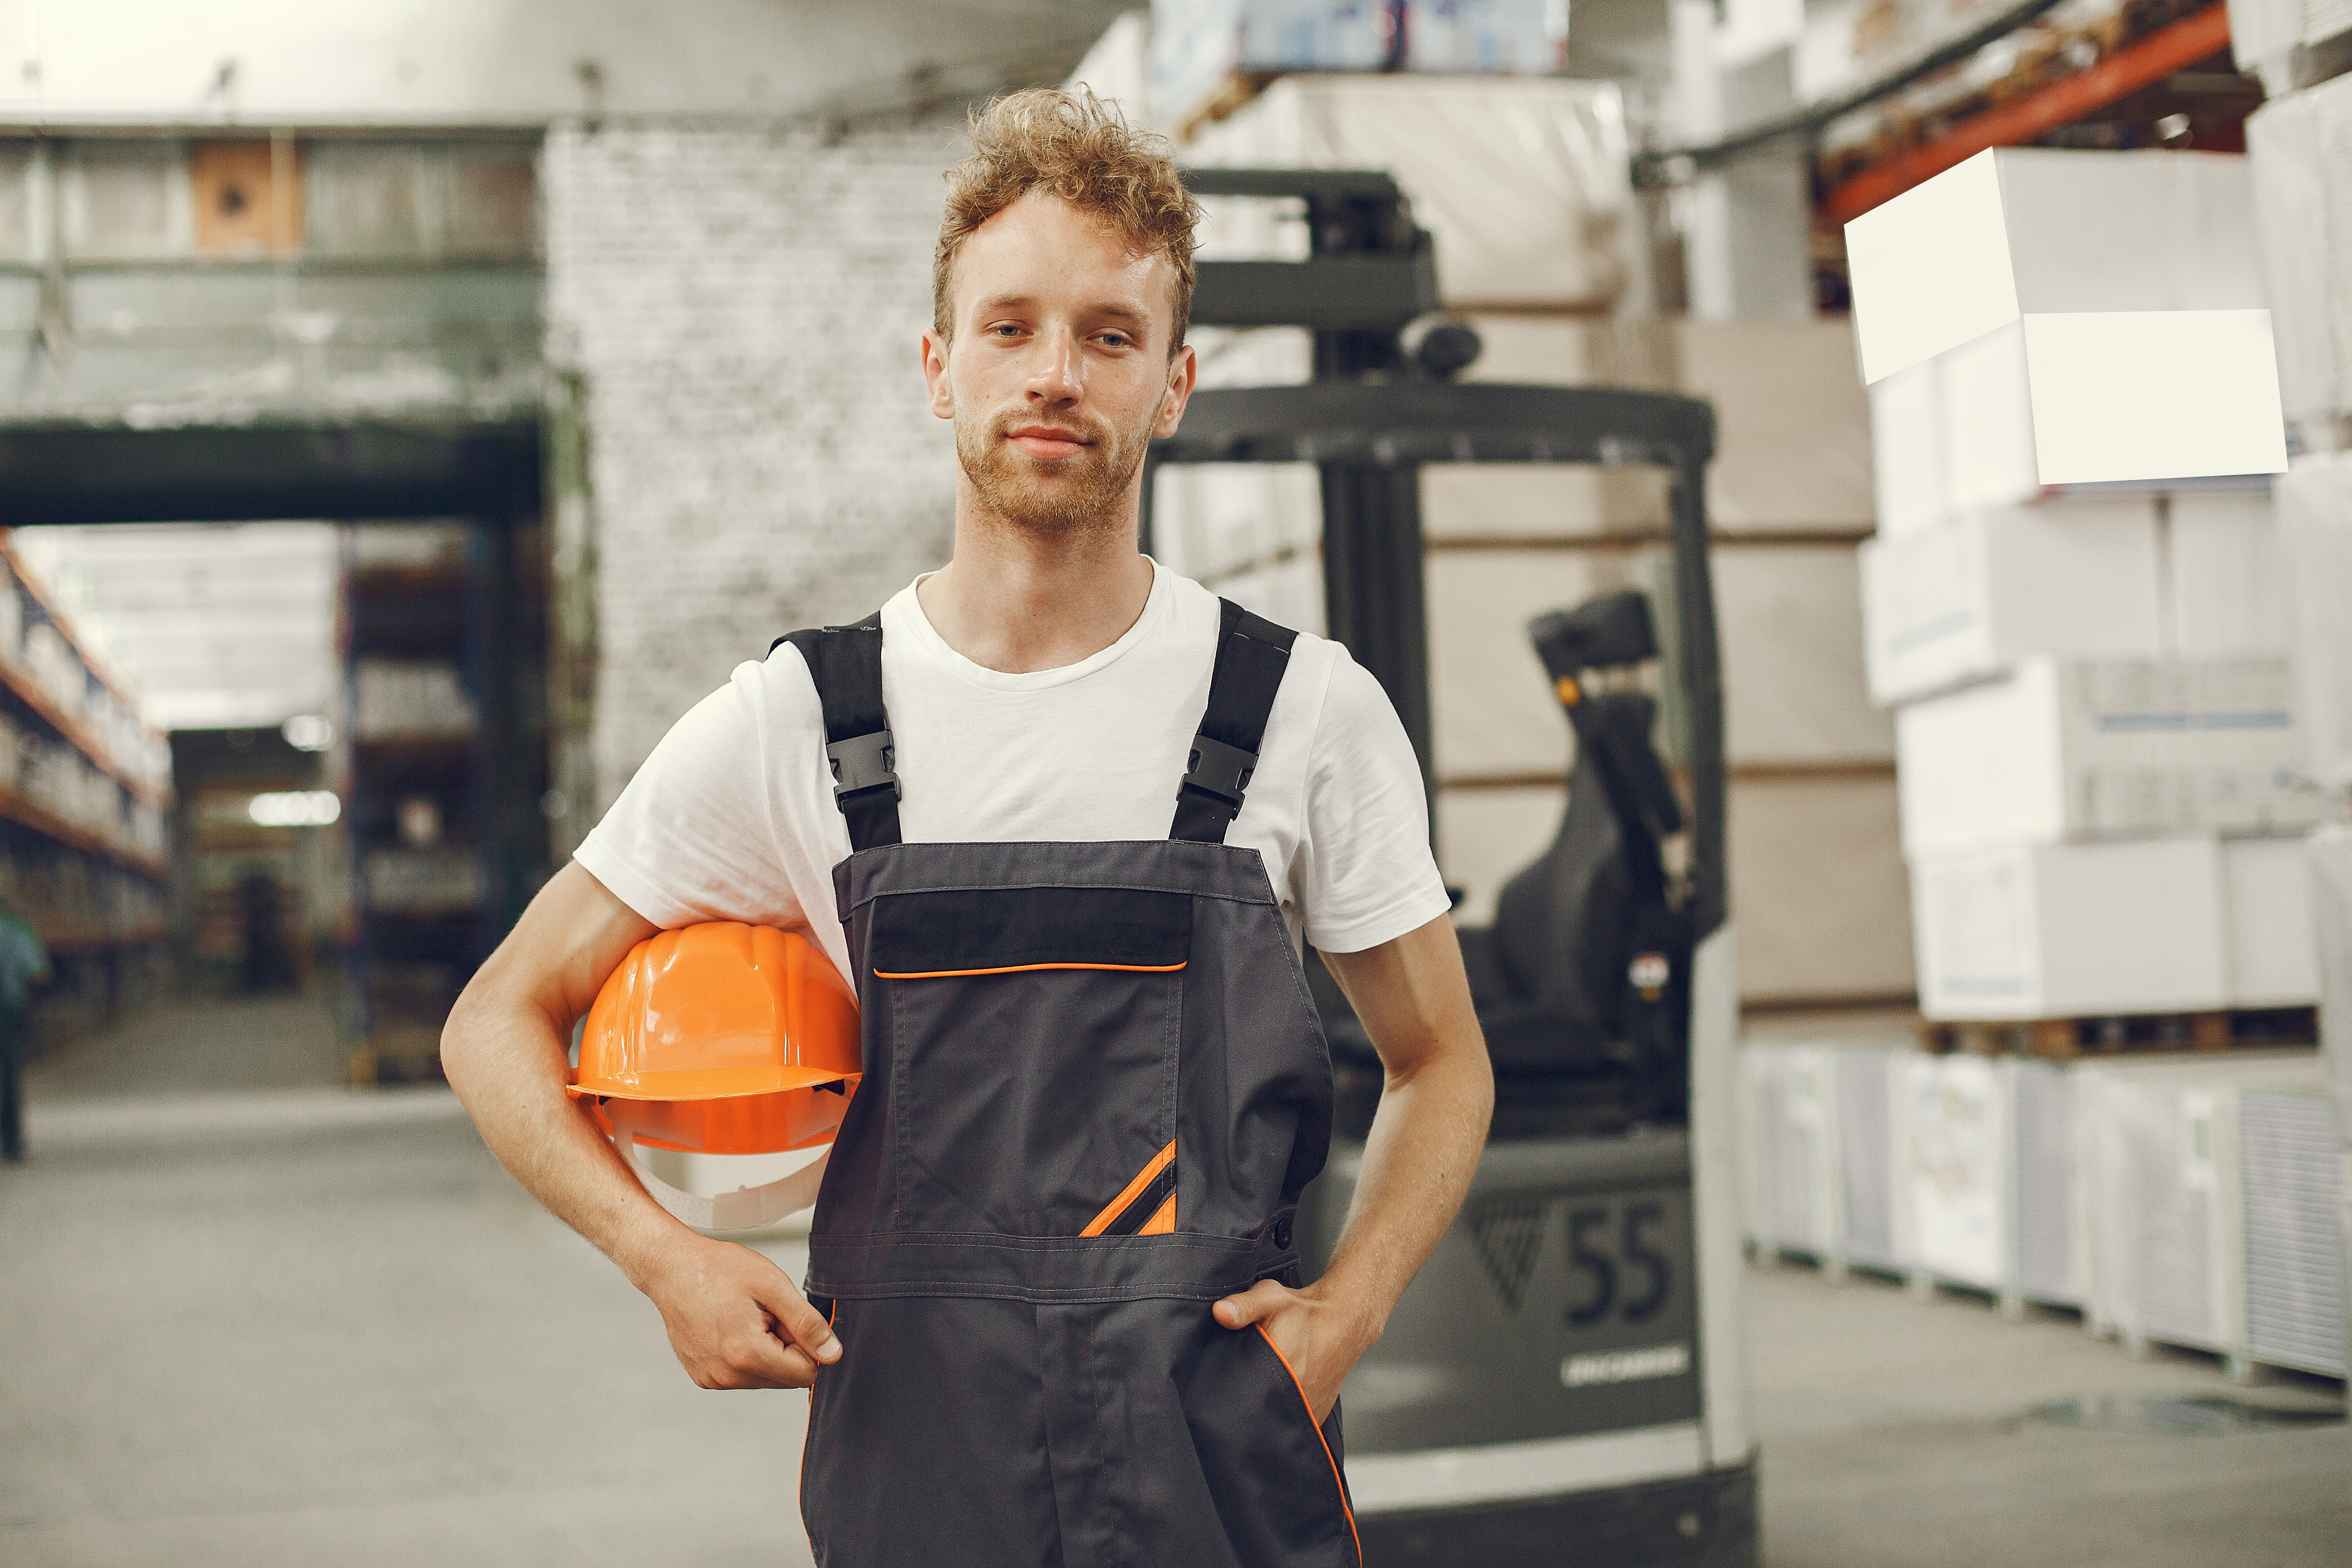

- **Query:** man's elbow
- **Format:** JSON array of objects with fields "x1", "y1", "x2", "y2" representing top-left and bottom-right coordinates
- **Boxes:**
[{"x1": 438, "y1": 970, "x2": 506, "y2": 1100}]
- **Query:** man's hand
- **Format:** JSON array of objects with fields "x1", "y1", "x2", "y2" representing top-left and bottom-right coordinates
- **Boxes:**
[
  {"x1": 445, "y1": 863, "x2": 848, "y2": 1394},
  {"x1": 1223, "y1": 915, "x2": 1489, "y2": 1421},
  {"x1": 639, "y1": 1232, "x2": 843, "y2": 1390},
  {"x1": 1213, "y1": 1278, "x2": 1372, "y2": 1423}
]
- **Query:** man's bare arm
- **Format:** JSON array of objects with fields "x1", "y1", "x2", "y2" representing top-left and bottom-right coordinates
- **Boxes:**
[
  {"x1": 441, "y1": 861, "x2": 840, "y2": 1388},
  {"x1": 1212, "y1": 913, "x2": 1494, "y2": 1417}
]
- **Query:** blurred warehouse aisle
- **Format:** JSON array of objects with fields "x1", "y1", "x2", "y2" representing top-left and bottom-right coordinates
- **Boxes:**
[
  {"x1": 0, "y1": 1002, "x2": 2340, "y2": 1568},
  {"x1": 1, "y1": 999, "x2": 820, "y2": 1568}
]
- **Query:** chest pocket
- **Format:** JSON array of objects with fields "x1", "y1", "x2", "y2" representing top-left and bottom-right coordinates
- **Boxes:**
[{"x1": 870, "y1": 884, "x2": 1190, "y2": 1237}]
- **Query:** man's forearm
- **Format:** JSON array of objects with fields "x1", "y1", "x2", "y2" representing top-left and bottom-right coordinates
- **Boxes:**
[
  {"x1": 443, "y1": 977, "x2": 685, "y2": 1289},
  {"x1": 1311, "y1": 1038, "x2": 1493, "y2": 1346}
]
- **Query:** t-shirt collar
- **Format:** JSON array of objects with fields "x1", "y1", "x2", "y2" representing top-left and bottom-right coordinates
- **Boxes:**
[{"x1": 890, "y1": 555, "x2": 1172, "y2": 693}]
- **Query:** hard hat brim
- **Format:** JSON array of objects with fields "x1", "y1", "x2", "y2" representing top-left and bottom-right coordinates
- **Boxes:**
[{"x1": 566, "y1": 1065, "x2": 856, "y2": 1101}]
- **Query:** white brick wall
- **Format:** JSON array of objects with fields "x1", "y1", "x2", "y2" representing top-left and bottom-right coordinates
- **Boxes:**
[{"x1": 545, "y1": 118, "x2": 964, "y2": 809}]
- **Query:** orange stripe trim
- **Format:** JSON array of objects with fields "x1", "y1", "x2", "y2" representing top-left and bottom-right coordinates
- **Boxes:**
[
  {"x1": 1137, "y1": 1191, "x2": 1176, "y2": 1236},
  {"x1": 1079, "y1": 1139, "x2": 1176, "y2": 1238},
  {"x1": 874, "y1": 961, "x2": 1188, "y2": 979},
  {"x1": 1254, "y1": 1324, "x2": 1362, "y2": 1566}
]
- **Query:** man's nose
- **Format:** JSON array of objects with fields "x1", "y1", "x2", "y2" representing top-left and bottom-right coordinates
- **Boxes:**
[{"x1": 1027, "y1": 325, "x2": 1083, "y2": 403}]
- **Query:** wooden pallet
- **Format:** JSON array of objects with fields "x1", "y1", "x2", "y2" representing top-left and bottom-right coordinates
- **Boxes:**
[{"x1": 1918, "y1": 1006, "x2": 2319, "y2": 1060}]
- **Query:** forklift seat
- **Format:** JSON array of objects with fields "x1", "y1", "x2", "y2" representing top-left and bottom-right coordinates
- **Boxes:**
[{"x1": 1313, "y1": 594, "x2": 1692, "y2": 1142}]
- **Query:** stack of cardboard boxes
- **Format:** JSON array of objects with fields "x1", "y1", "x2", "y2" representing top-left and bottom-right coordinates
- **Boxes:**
[
  {"x1": 2234, "y1": 0, "x2": 2352, "y2": 1378},
  {"x1": 1129, "y1": 57, "x2": 1915, "y2": 1009},
  {"x1": 1849, "y1": 147, "x2": 2323, "y2": 1027}
]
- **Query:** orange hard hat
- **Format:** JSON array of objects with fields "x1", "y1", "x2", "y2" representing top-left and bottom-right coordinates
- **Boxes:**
[{"x1": 568, "y1": 922, "x2": 861, "y2": 1156}]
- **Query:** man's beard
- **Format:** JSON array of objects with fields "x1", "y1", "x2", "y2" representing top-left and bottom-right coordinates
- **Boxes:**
[{"x1": 956, "y1": 401, "x2": 1154, "y2": 537}]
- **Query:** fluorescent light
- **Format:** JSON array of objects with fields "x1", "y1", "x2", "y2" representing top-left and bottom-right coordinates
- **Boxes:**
[
  {"x1": 282, "y1": 714, "x2": 335, "y2": 751},
  {"x1": 248, "y1": 790, "x2": 341, "y2": 827}
]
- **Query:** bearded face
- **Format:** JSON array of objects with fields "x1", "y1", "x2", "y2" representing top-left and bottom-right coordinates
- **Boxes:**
[{"x1": 953, "y1": 390, "x2": 1159, "y2": 538}]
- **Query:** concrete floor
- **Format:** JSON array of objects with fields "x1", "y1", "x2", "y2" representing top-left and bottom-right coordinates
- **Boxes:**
[{"x1": 3, "y1": 998, "x2": 2346, "y2": 1566}]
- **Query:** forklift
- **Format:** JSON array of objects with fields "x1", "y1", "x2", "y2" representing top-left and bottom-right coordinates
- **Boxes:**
[{"x1": 1152, "y1": 169, "x2": 1755, "y2": 1567}]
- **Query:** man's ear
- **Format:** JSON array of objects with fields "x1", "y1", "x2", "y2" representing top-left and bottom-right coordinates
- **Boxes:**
[
  {"x1": 921, "y1": 327, "x2": 955, "y2": 422},
  {"x1": 1153, "y1": 342, "x2": 1198, "y2": 439}
]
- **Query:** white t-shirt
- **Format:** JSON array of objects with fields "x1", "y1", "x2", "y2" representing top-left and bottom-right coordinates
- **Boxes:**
[{"x1": 575, "y1": 559, "x2": 1450, "y2": 985}]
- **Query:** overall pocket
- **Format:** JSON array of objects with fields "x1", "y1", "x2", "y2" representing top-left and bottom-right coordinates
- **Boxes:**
[
  {"x1": 869, "y1": 886, "x2": 1189, "y2": 1236},
  {"x1": 1250, "y1": 1324, "x2": 1361, "y2": 1568}
]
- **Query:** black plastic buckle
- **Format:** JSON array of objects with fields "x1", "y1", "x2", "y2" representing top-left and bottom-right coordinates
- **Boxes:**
[
  {"x1": 826, "y1": 730, "x2": 900, "y2": 803},
  {"x1": 1180, "y1": 733, "x2": 1257, "y2": 817}
]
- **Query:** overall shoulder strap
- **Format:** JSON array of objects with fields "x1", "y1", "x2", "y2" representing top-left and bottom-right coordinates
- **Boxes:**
[
  {"x1": 771, "y1": 612, "x2": 902, "y2": 852},
  {"x1": 1171, "y1": 598, "x2": 1299, "y2": 844}
]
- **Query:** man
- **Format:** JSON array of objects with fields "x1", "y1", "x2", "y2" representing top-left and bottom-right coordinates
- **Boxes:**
[
  {"x1": 444, "y1": 87, "x2": 1492, "y2": 1565},
  {"x1": 0, "y1": 895, "x2": 48, "y2": 1162}
]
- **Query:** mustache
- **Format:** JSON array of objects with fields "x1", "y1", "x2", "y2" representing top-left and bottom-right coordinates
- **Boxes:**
[{"x1": 993, "y1": 412, "x2": 1104, "y2": 445}]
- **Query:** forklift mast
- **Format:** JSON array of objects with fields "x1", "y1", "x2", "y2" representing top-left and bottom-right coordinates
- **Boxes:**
[{"x1": 1154, "y1": 169, "x2": 1753, "y2": 1568}]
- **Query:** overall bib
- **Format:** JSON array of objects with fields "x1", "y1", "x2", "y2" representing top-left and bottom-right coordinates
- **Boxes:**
[{"x1": 783, "y1": 601, "x2": 1362, "y2": 1568}]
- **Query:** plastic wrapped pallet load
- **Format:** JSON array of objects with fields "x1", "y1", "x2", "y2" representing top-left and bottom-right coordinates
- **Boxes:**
[
  {"x1": 2075, "y1": 1053, "x2": 2330, "y2": 1364},
  {"x1": 1740, "y1": 1043, "x2": 1836, "y2": 1258},
  {"x1": 1181, "y1": 73, "x2": 1639, "y2": 312},
  {"x1": 2237, "y1": 1087, "x2": 2347, "y2": 1376},
  {"x1": 2315, "y1": 829, "x2": 2352, "y2": 1372},
  {"x1": 1829, "y1": 1045, "x2": 1907, "y2": 1275},
  {"x1": 1430, "y1": 316, "x2": 1875, "y2": 537},
  {"x1": 2010, "y1": 1057, "x2": 2080, "y2": 1306},
  {"x1": 1902, "y1": 1051, "x2": 2008, "y2": 1291}
]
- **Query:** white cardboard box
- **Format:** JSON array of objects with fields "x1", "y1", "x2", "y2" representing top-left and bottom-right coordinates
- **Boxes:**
[
  {"x1": 2167, "y1": 487, "x2": 2291, "y2": 657},
  {"x1": 1860, "y1": 497, "x2": 2163, "y2": 705},
  {"x1": 2278, "y1": 452, "x2": 2352, "y2": 789},
  {"x1": 1843, "y1": 147, "x2": 2268, "y2": 384},
  {"x1": 1864, "y1": 314, "x2": 2287, "y2": 535},
  {"x1": 2224, "y1": 835, "x2": 2324, "y2": 1008},
  {"x1": 2244, "y1": 73, "x2": 2352, "y2": 428},
  {"x1": 1893, "y1": 657, "x2": 2319, "y2": 858},
  {"x1": 1910, "y1": 837, "x2": 2231, "y2": 1020}
]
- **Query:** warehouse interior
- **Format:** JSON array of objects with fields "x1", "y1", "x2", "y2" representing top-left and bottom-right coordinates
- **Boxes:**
[{"x1": 0, "y1": 2, "x2": 2347, "y2": 1565}]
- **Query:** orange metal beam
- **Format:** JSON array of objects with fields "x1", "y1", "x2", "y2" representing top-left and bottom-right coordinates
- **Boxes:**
[{"x1": 1824, "y1": 2, "x2": 2233, "y2": 226}]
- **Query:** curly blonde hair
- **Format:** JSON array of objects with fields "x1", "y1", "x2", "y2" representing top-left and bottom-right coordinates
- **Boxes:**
[{"x1": 934, "y1": 87, "x2": 1201, "y2": 354}]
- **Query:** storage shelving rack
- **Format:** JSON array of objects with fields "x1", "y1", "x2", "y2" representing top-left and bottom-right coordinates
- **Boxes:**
[
  {"x1": 337, "y1": 519, "x2": 548, "y2": 1085},
  {"x1": 0, "y1": 535, "x2": 173, "y2": 1038}
]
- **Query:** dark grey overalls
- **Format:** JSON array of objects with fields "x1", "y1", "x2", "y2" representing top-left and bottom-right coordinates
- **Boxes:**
[{"x1": 778, "y1": 600, "x2": 1361, "y2": 1568}]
